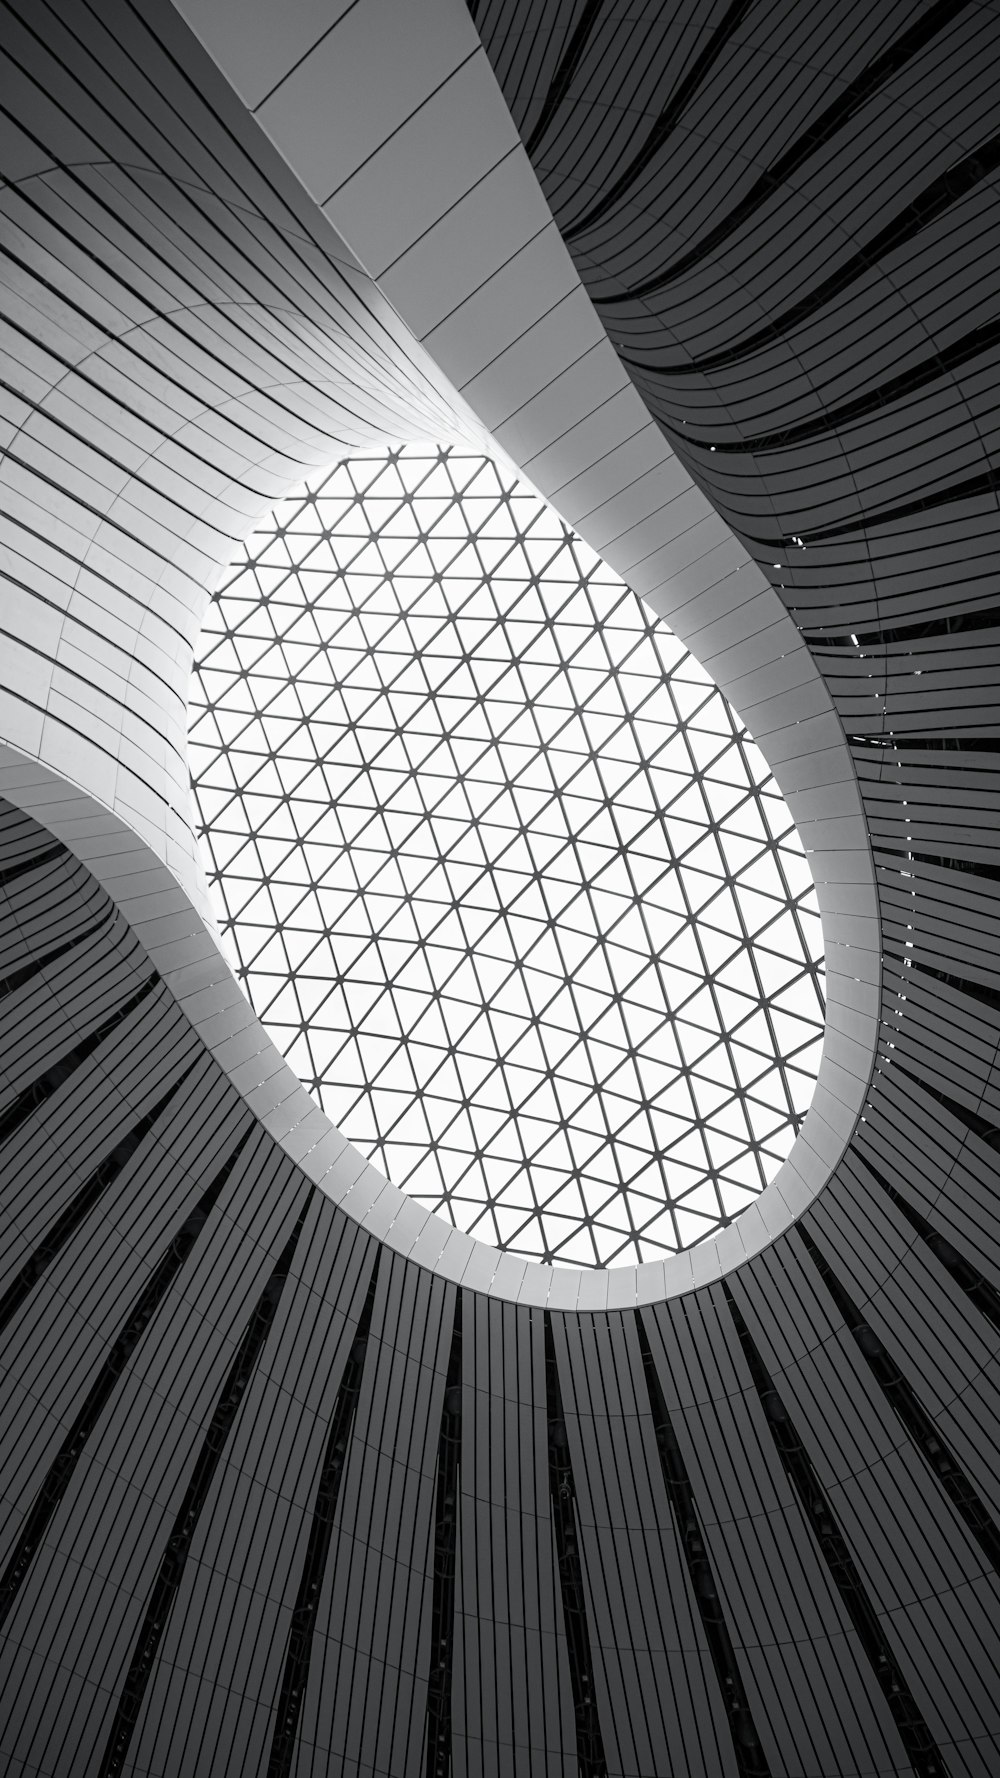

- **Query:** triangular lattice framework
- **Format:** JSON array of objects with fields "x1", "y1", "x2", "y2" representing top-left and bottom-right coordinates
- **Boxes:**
[{"x1": 189, "y1": 448, "x2": 824, "y2": 1267}]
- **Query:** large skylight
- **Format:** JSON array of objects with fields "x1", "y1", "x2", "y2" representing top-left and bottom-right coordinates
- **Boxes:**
[{"x1": 189, "y1": 448, "x2": 824, "y2": 1268}]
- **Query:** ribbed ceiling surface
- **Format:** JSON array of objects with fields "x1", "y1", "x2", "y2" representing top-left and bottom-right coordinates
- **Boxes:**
[{"x1": 1, "y1": 1, "x2": 999, "y2": 1775}]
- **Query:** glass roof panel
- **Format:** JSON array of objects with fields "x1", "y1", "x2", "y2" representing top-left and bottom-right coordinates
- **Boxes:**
[{"x1": 189, "y1": 447, "x2": 825, "y2": 1268}]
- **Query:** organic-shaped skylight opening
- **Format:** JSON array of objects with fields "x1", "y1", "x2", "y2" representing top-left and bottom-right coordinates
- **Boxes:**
[{"x1": 189, "y1": 448, "x2": 824, "y2": 1268}]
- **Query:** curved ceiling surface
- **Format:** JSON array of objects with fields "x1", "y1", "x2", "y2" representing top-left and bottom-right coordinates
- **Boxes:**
[
  {"x1": 2, "y1": 1, "x2": 1000, "y2": 1776},
  {"x1": 0, "y1": 0, "x2": 879, "y2": 1304},
  {"x1": 190, "y1": 445, "x2": 825, "y2": 1266}
]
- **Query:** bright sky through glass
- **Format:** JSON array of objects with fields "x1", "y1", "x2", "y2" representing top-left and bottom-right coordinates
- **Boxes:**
[{"x1": 189, "y1": 448, "x2": 824, "y2": 1267}]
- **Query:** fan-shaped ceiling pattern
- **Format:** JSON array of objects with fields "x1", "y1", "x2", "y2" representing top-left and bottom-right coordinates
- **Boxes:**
[
  {"x1": 3, "y1": 1, "x2": 1000, "y2": 1776},
  {"x1": 190, "y1": 446, "x2": 824, "y2": 1266}
]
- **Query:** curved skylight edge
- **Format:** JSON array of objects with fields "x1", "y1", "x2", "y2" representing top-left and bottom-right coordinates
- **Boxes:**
[{"x1": 191, "y1": 447, "x2": 828, "y2": 1269}]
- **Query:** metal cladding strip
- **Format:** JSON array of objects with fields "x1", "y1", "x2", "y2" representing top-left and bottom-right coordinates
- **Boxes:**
[
  {"x1": 0, "y1": 1122, "x2": 254, "y2": 1630},
  {"x1": 894, "y1": 1064, "x2": 1000, "y2": 1156},
  {"x1": 861, "y1": 1157, "x2": 1000, "y2": 1339},
  {"x1": 108, "y1": 1183, "x2": 377, "y2": 1776},
  {"x1": 562, "y1": 0, "x2": 758, "y2": 243},
  {"x1": 543, "y1": 1311, "x2": 608, "y2": 1778},
  {"x1": 0, "y1": 844, "x2": 65, "y2": 890},
  {"x1": 451, "y1": 1292, "x2": 569, "y2": 1767},
  {"x1": 690, "y1": 315, "x2": 1000, "y2": 459},
  {"x1": 0, "y1": 1054, "x2": 200, "y2": 1339},
  {"x1": 0, "y1": 971, "x2": 160, "y2": 1150},
  {"x1": 722, "y1": 1281, "x2": 952, "y2": 1778},
  {"x1": 423, "y1": 1289, "x2": 463, "y2": 1778},
  {"x1": 878, "y1": 846, "x2": 1000, "y2": 888},
  {"x1": 581, "y1": 0, "x2": 976, "y2": 285},
  {"x1": 549, "y1": 1310, "x2": 745, "y2": 1775},
  {"x1": 796, "y1": 1222, "x2": 1000, "y2": 1575},
  {"x1": 265, "y1": 1247, "x2": 381, "y2": 1778},
  {"x1": 618, "y1": 127, "x2": 1000, "y2": 376},
  {"x1": 635, "y1": 1309, "x2": 771, "y2": 1778},
  {"x1": 523, "y1": 0, "x2": 604, "y2": 158},
  {"x1": 751, "y1": 464, "x2": 1000, "y2": 552},
  {"x1": 0, "y1": 904, "x2": 117, "y2": 1003},
  {"x1": 902, "y1": 958, "x2": 1000, "y2": 1018},
  {"x1": 96, "y1": 1190, "x2": 314, "y2": 1778},
  {"x1": 285, "y1": 1252, "x2": 455, "y2": 1775},
  {"x1": 852, "y1": 736, "x2": 1000, "y2": 756},
  {"x1": 644, "y1": 1292, "x2": 906, "y2": 1770}
]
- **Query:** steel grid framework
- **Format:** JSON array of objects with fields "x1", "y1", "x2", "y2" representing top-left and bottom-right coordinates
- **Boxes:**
[{"x1": 191, "y1": 446, "x2": 824, "y2": 1265}]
